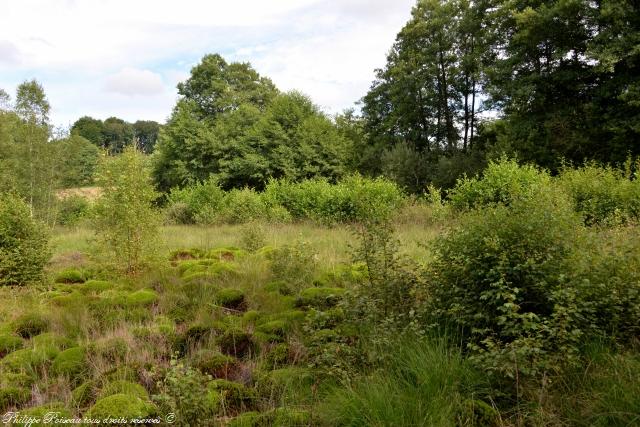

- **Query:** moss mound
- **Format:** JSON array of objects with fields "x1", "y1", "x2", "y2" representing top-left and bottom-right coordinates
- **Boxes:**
[
  {"x1": 255, "y1": 320, "x2": 288, "y2": 342},
  {"x1": 90, "y1": 336, "x2": 129, "y2": 362},
  {"x1": 264, "y1": 280, "x2": 293, "y2": 296},
  {"x1": 99, "y1": 380, "x2": 149, "y2": 400},
  {"x1": 72, "y1": 380, "x2": 97, "y2": 407},
  {"x1": 51, "y1": 346, "x2": 87, "y2": 380},
  {"x1": 217, "y1": 329, "x2": 255, "y2": 358},
  {"x1": 169, "y1": 248, "x2": 204, "y2": 261},
  {"x1": 0, "y1": 386, "x2": 30, "y2": 411},
  {"x1": 54, "y1": 267, "x2": 86, "y2": 284},
  {"x1": 126, "y1": 289, "x2": 158, "y2": 306},
  {"x1": 0, "y1": 333, "x2": 23, "y2": 356},
  {"x1": 228, "y1": 407, "x2": 311, "y2": 427},
  {"x1": 0, "y1": 372, "x2": 34, "y2": 388},
  {"x1": 1, "y1": 348, "x2": 49, "y2": 373},
  {"x1": 12, "y1": 313, "x2": 49, "y2": 338},
  {"x1": 191, "y1": 349, "x2": 236, "y2": 378},
  {"x1": 80, "y1": 280, "x2": 112, "y2": 294},
  {"x1": 217, "y1": 288, "x2": 246, "y2": 310},
  {"x1": 295, "y1": 287, "x2": 345, "y2": 309},
  {"x1": 86, "y1": 393, "x2": 156, "y2": 420},
  {"x1": 208, "y1": 379, "x2": 255, "y2": 411},
  {"x1": 207, "y1": 247, "x2": 247, "y2": 261},
  {"x1": 18, "y1": 403, "x2": 73, "y2": 425}
]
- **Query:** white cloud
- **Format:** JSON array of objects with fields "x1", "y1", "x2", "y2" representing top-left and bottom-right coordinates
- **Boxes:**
[
  {"x1": 0, "y1": 40, "x2": 21, "y2": 65},
  {"x1": 105, "y1": 68, "x2": 165, "y2": 96},
  {"x1": 0, "y1": 0, "x2": 415, "y2": 125}
]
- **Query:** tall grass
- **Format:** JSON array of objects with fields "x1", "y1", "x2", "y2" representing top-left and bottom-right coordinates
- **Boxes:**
[{"x1": 319, "y1": 336, "x2": 495, "y2": 427}]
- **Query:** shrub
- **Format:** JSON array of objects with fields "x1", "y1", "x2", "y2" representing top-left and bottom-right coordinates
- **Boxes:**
[
  {"x1": 557, "y1": 162, "x2": 640, "y2": 225},
  {"x1": 269, "y1": 241, "x2": 316, "y2": 289},
  {"x1": 430, "y1": 185, "x2": 585, "y2": 378},
  {"x1": 92, "y1": 145, "x2": 160, "y2": 274},
  {"x1": 152, "y1": 360, "x2": 216, "y2": 425},
  {"x1": 87, "y1": 393, "x2": 156, "y2": 420},
  {"x1": 166, "y1": 177, "x2": 226, "y2": 225},
  {"x1": 448, "y1": 157, "x2": 551, "y2": 210},
  {"x1": 219, "y1": 188, "x2": 268, "y2": 224},
  {"x1": 0, "y1": 193, "x2": 49, "y2": 286},
  {"x1": 296, "y1": 287, "x2": 345, "y2": 309},
  {"x1": 239, "y1": 222, "x2": 267, "y2": 252},
  {"x1": 56, "y1": 195, "x2": 90, "y2": 226}
]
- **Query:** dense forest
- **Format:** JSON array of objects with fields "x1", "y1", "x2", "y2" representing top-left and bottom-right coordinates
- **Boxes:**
[{"x1": 0, "y1": 0, "x2": 639, "y2": 425}]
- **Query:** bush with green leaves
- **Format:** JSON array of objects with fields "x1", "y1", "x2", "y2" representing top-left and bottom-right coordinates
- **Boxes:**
[
  {"x1": 448, "y1": 157, "x2": 551, "y2": 210},
  {"x1": 166, "y1": 177, "x2": 225, "y2": 224},
  {"x1": 430, "y1": 185, "x2": 589, "y2": 379},
  {"x1": 0, "y1": 193, "x2": 49, "y2": 286},
  {"x1": 557, "y1": 162, "x2": 640, "y2": 225},
  {"x1": 92, "y1": 145, "x2": 160, "y2": 274},
  {"x1": 56, "y1": 195, "x2": 91, "y2": 226}
]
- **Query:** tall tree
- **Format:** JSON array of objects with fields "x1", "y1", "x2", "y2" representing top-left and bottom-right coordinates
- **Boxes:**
[
  {"x1": 177, "y1": 53, "x2": 278, "y2": 121},
  {"x1": 133, "y1": 120, "x2": 160, "y2": 154},
  {"x1": 71, "y1": 116, "x2": 106, "y2": 148}
]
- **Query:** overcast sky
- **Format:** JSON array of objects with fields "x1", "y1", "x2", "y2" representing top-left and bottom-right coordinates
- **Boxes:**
[{"x1": 0, "y1": 0, "x2": 415, "y2": 128}]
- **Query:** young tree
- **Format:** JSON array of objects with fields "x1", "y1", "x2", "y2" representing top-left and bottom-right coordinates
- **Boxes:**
[{"x1": 92, "y1": 144, "x2": 160, "y2": 274}]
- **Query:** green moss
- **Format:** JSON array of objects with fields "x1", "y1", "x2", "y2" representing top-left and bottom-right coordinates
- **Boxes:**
[
  {"x1": 0, "y1": 333, "x2": 23, "y2": 356},
  {"x1": 270, "y1": 407, "x2": 311, "y2": 426},
  {"x1": 97, "y1": 289, "x2": 129, "y2": 306},
  {"x1": 99, "y1": 380, "x2": 149, "y2": 400},
  {"x1": 256, "y1": 320, "x2": 288, "y2": 340},
  {"x1": 208, "y1": 379, "x2": 255, "y2": 410},
  {"x1": 80, "y1": 280, "x2": 112, "y2": 294},
  {"x1": 228, "y1": 411, "x2": 263, "y2": 427},
  {"x1": 295, "y1": 287, "x2": 345, "y2": 309},
  {"x1": 49, "y1": 291, "x2": 86, "y2": 307},
  {"x1": 17, "y1": 403, "x2": 73, "y2": 425},
  {"x1": 72, "y1": 380, "x2": 97, "y2": 407},
  {"x1": 0, "y1": 372, "x2": 34, "y2": 388},
  {"x1": 207, "y1": 247, "x2": 247, "y2": 261},
  {"x1": 152, "y1": 316, "x2": 176, "y2": 336},
  {"x1": 86, "y1": 394, "x2": 156, "y2": 419},
  {"x1": 264, "y1": 280, "x2": 293, "y2": 296},
  {"x1": 52, "y1": 346, "x2": 87, "y2": 380},
  {"x1": 191, "y1": 349, "x2": 236, "y2": 378},
  {"x1": 126, "y1": 289, "x2": 158, "y2": 306},
  {"x1": 216, "y1": 288, "x2": 245, "y2": 310},
  {"x1": 0, "y1": 386, "x2": 30, "y2": 411},
  {"x1": 264, "y1": 343, "x2": 290, "y2": 369},
  {"x1": 182, "y1": 271, "x2": 215, "y2": 284},
  {"x1": 54, "y1": 267, "x2": 86, "y2": 284},
  {"x1": 242, "y1": 310, "x2": 261, "y2": 325},
  {"x1": 217, "y1": 329, "x2": 255, "y2": 358},
  {"x1": 177, "y1": 259, "x2": 218, "y2": 275},
  {"x1": 90, "y1": 337, "x2": 129, "y2": 362},
  {"x1": 100, "y1": 365, "x2": 138, "y2": 383},
  {"x1": 12, "y1": 313, "x2": 49, "y2": 338},
  {"x1": 256, "y1": 246, "x2": 276, "y2": 257},
  {"x1": 31, "y1": 333, "x2": 75, "y2": 359},
  {"x1": 1, "y1": 348, "x2": 49, "y2": 373},
  {"x1": 169, "y1": 248, "x2": 204, "y2": 261}
]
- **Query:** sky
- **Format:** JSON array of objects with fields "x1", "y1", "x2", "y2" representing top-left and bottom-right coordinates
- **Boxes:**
[{"x1": 0, "y1": 0, "x2": 415, "y2": 129}]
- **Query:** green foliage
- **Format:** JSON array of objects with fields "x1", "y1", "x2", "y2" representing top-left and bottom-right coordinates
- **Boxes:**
[
  {"x1": 55, "y1": 195, "x2": 91, "y2": 226},
  {"x1": 87, "y1": 393, "x2": 156, "y2": 420},
  {"x1": 0, "y1": 193, "x2": 49, "y2": 286},
  {"x1": 296, "y1": 287, "x2": 345, "y2": 310},
  {"x1": 54, "y1": 267, "x2": 85, "y2": 284},
  {"x1": 99, "y1": 380, "x2": 149, "y2": 400},
  {"x1": 153, "y1": 54, "x2": 352, "y2": 191},
  {"x1": 152, "y1": 360, "x2": 216, "y2": 426},
  {"x1": 320, "y1": 337, "x2": 492, "y2": 427},
  {"x1": 216, "y1": 288, "x2": 246, "y2": 310},
  {"x1": 12, "y1": 312, "x2": 49, "y2": 338},
  {"x1": 558, "y1": 162, "x2": 640, "y2": 225},
  {"x1": 448, "y1": 157, "x2": 551, "y2": 210},
  {"x1": 51, "y1": 346, "x2": 87, "y2": 380},
  {"x1": 0, "y1": 386, "x2": 31, "y2": 411},
  {"x1": 268, "y1": 241, "x2": 316, "y2": 289},
  {"x1": 430, "y1": 185, "x2": 586, "y2": 378},
  {"x1": 55, "y1": 134, "x2": 100, "y2": 187},
  {"x1": 191, "y1": 349, "x2": 236, "y2": 378},
  {"x1": 239, "y1": 222, "x2": 267, "y2": 252},
  {"x1": 92, "y1": 145, "x2": 161, "y2": 274},
  {"x1": 0, "y1": 333, "x2": 23, "y2": 356}
]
